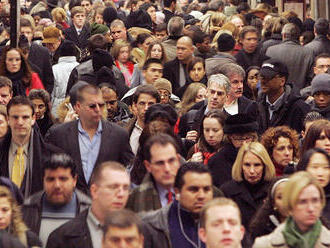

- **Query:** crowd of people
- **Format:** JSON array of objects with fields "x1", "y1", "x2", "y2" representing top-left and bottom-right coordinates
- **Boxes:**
[{"x1": 0, "y1": 0, "x2": 328, "y2": 247}]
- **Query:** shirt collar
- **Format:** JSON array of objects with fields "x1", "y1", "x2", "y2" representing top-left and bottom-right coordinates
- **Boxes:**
[
  {"x1": 134, "y1": 121, "x2": 143, "y2": 131},
  {"x1": 78, "y1": 120, "x2": 103, "y2": 134},
  {"x1": 88, "y1": 208, "x2": 103, "y2": 229},
  {"x1": 156, "y1": 183, "x2": 174, "y2": 199},
  {"x1": 10, "y1": 140, "x2": 29, "y2": 156},
  {"x1": 266, "y1": 92, "x2": 285, "y2": 111}
]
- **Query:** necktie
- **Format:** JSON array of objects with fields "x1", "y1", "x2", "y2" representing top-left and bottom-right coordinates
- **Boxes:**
[
  {"x1": 167, "y1": 190, "x2": 173, "y2": 204},
  {"x1": 12, "y1": 147, "x2": 25, "y2": 188}
]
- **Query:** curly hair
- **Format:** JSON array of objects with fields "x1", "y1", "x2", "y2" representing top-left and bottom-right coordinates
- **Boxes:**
[{"x1": 261, "y1": 126, "x2": 300, "y2": 162}]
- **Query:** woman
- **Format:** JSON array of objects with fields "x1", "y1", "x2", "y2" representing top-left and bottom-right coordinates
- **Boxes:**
[
  {"x1": 111, "y1": 39, "x2": 134, "y2": 87},
  {"x1": 297, "y1": 148, "x2": 330, "y2": 220},
  {"x1": 253, "y1": 171, "x2": 330, "y2": 248},
  {"x1": 131, "y1": 40, "x2": 165, "y2": 88},
  {"x1": 261, "y1": 126, "x2": 299, "y2": 176},
  {"x1": 220, "y1": 142, "x2": 276, "y2": 228},
  {"x1": 131, "y1": 33, "x2": 154, "y2": 65},
  {"x1": 188, "y1": 109, "x2": 225, "y2": 165},
  {"x1": 91, "y1": 7, "x2": 105, "y2": 24},
  {"x1": 0, "y1": 186, "x2": 41, "y2": 247},
  {"x1": 0, "y1": 105, "x2": 8, "y2": 140},
  {"x1": 245, "y1": 66, "x2": 259, "y2": 100},
  {"x1": 249, "y1": 177, "x2": 289, "y2": 240},
  {"x1": 51, "y1": 7, "x2": 69, "y2": 29},
  {"x1": 28, "y1": 89, "x2": 53, "y2": 137},
  {"x1": 0, "y1": 46, "x2": 44, "y2": 97},
  {"x1": 176, "y1": 83, "x2": 206, "y2": 116},
  {"x1": 301, "y1": 119, "x2": 330, "y2": 156}
]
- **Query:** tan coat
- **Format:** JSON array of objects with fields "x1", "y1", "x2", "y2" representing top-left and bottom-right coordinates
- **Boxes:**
[{"x1": 253, "y1": 223, "x2": 330, "y2": 248}]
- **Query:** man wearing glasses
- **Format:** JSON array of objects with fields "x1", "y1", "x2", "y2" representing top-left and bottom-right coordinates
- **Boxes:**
[
  {"x1": 257, "y1": 58, "x2": 310, "y2": 134},
  {"x1": 46, "y1": 84, "x2": 134, "y2": 195}
]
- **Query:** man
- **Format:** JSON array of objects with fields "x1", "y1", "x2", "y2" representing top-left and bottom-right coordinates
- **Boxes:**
[
  {"x1": 163, "y1": 0, "x2": 176, "y2": 23},
  {"x1": 22, "y1": 153, "x2": 91, "y2": 246},
  {"x1": 81, "y1": 0, "x2": 93, "y2": 14},
  {"x1": 193, "y1": 30, "x2": 215, "y2": 60},
  {"x1": 42, "y1": 26, "x2": 63, "y2": 65},
  {"x1": 162, "y1": 16, "x2": 184, "y2": 61},
  {"x1": 199, "y1": 198, "x2": 245, "y2": 248},
  {"x1": 64, "y1": 6, "x2": 91, "y2": 52},
  {"x1": 45, "y1": 84, "x2": 133, "y2": 194},
  {"x1": 0, "y1": 76, "x2": 12, "y2": 105},
  {"x1": 305, "y1": 18, "x2": 330, "y2": 57},
  {"x1": 154, "y1": 23, "x2": 168, "y2": 42},
  {"x1": 266, "y1": 23, "x2": 314, "y2": 89},
  {"x1": 257, "y1": 58, "x2": 310, "y2": 134},
  {"x1": 110, "y1": 19, "x2": 132, "y2": 42},
  {"x1": 313, "y1": 53, "x2": 330, "y2": 75},
  {"x1": 309, "y1": 73, "x2": 330, "y2": 119},
  {"x1": 0, "y1": 96, "x2": 55, "y2": 197},
  {"x1": 163, "y1": 36, "x2": 194, "y2": 95},
  {"x1": 235, "y1": 26, "x2": 264, "y2": 71},
  {"x1": 126, "y1": 134, "x2": 181, "y2": 213},
  {"x1": 100, "y1": 84, "x2": 132, "y2": 124},
  {"x1": 102, "y1": 209, "x2": 144, "y2": 248},
  {"x1": 142, "y1": 162, "x2": 220, "y2": 248},
  {"x1": 20, "y1": 18, "x2": 54, "y2": 94},
  {"x1": 46, "y1": 162, "x2": 130, "y2": 248},
  {"x1": 154, "y1": 78, "x2": 173, "y2": 104},
  {"x1": 127, "y1": 85, "x2": 160, "y2": 155},
  {"x1": 179, "y1": 74, "x2": 229, "y2": 139}
]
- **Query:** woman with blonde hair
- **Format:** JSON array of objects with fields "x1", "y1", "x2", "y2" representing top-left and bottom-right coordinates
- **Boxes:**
[
  {"x1": 0, "y1": 186, "x2": 41, "y2": 247},
  {"x1": 220, "y1": 142, "x2": 276, "y2": 228},
  {"x1": 176, "y1": 83, "x2": 206, "y2": 116},
  {"x1": 253, "y1": 171, "x2": 330, "y2": 248},
  {"x1": 51, "y1": 7, "x2": 69, "y2": 29}
]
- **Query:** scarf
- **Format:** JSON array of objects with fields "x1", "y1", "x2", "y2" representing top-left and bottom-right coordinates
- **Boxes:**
[
  {"x1": 115, "y1": 60, "x2": 134, "y2": 87},
  {"x1": 7, "y1": 70, "x2": 28, "y2": 96},
  {"x1": 282, "y1": 216, "x2": 321, "y2": 248}
]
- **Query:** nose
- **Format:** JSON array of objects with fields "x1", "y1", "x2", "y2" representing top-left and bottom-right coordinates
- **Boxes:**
[
  {"x1": 223, "y1": 221, "x2": 231, "y2": 232},
  {"x1": 249, "y1": 166, "x2": 256, "y2": 174},
  {"x1": 54, "y1": 179, "x2": 61, "y2": 188},
  {"x1": 197, "y1": 188, "x2": 206, "y2": 199},
  {"x1": 116, "y1": 187, "x2": 126, "y2": 198},
  {"x1": 284, "y1": 147, "x2": 290, "y2": 156}
]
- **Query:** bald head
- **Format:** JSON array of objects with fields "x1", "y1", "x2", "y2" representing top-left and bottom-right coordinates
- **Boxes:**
[{"x1": 176, "y1": 36, "x2": 194, "y2": 63}]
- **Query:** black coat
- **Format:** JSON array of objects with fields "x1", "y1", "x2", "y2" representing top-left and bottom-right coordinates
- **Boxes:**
[
  {"x1": 163, "y1": 58, "x2": 188, "y2": 95},
  {"x1": 64, "y1": 24, "x2": 90, "y2": 51},
  {"x1": 235, "y1": 46, "x2": 266, "y2": 72},
  {"x1": 220, "y1": 180, "x2": 270, "y2": 229},
  {"x1": 46, "y1": 209, "x2": 92, "y2": 248}
]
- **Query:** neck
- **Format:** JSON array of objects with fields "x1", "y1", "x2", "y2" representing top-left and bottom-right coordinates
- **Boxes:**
[
  {"x1": 91, "y1": 204, "x2": 105, "y2": 225},
  {"x1": 225, "y1": 95, "x2": 237, "y2": 105},
  {"x1": 136, "y1": 119, "x2": 144, "y2": 129},
  {"x1": 267, "y1": 88, "x2": 284, "y2": 104},
  {"x1": 80, "y1": 121, "x2": 99, "y2": 140},
  {"x1": 12, "y1": 133, "x2": 31, "y2": 147}
]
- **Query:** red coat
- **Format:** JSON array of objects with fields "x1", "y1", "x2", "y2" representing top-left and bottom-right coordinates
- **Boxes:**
[{"x1": 26, "y1": 72, "x2": 44, "y2": 96}]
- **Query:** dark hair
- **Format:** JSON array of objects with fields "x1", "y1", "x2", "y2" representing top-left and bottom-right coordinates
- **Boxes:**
[
  {"x1": 139, "y1": 2, "x2": 156, "y2": 12},
  {"x1": 164, "y1": 0, "x2": 176, "y2": 8},
  {"x1": 143, "y1": 133, "x2": 179, "y2": 162},
  {"x1": 314, "y1": 18, "x2": 329, "y2": 36},
  {"x1": 237, "y1": 2, "x2": 250, "y2": 13},
  {"x1": 297, "y1": 148, "x2": 330, "y2": 172},
  {"x1": 239, "y1": 25, "x2": 258, "y2": 40},
  {"x1": 103, "y1": 209, "x2": 143, "y2": 236},
  {"x1": 155, "y1": 23, "x2": 167, "y2": 32},
  {"x1": 28, "y1": 89, "x2": 50, "y2": 105},
  {"x1": 0, "y1": 76, "x2": 12, "y2": 93},
  {"x1": 132, "y1": 84, "x2": 160, "y2": 104},
  {"x1": 300, "y1": 31, "x2": 314, "y2": 45},
  {"x1": 76, "y1": 84, "x2": 101, "y2": 103},
  {"x1": 7, "y1": 96, "x2": 34, "y2": 116},
  {"x1": 88, "y1": 34, "x2": 108, "y2": 53},
  {"x1": 314, "y1": 53, "x2": 330, "y2": 67},
  {"x1": 142, "y1": 58, "x2": 163, "y2": 71},
  {"x1": 43, "y1": 153, "x2": 77, "y2": 178},
  {"x1": 303, "y1": 111, "x2": 324, "y2": 130},
  {"x1": 174, "y1": 162, "x2": 211, "y2": 190},
  {"x1": 132, "y1": 33, "x2": 153, "y2": 48},
  {"x1": 192, "y1": 30, "x2": 208, "y2": 45},
  {"x1": 187, "y1": 57, "x2": 205, "y2": 74},
  {"x1": 20, "y1": 18, "x2": 33, "y2": 29},
  {"x1": 90, "y1": 161, "x2": 127, "y2": 186}
]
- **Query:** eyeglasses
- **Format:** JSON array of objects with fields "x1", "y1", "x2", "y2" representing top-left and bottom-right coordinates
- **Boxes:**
[{"x1": 87, "y1": 103, "x2": 105, "y2": 109}]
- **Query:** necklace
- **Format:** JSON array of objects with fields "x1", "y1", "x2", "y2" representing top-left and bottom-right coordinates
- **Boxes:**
[{"x1": 177, "y1": 202, "x2": 201, "y2": 248}]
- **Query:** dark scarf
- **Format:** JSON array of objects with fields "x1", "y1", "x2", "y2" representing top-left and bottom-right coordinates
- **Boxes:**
[
  {"x1": 168, "y1": 200, "x2": 205, "y2": 248},
  {"x1": 7, "y1": 70, "x2": 28, "y2": 96}
]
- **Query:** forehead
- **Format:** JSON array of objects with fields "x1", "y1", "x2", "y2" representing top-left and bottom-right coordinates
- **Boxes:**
[
  {"x1": 31, "y1": 98, "x2": 45, "y2": 104},
  {"x1": 137, "y1": 93, "x2": 156, "y2": 102},
  {"x1": 146, "y1": 63, "x2": 163, "y2": 70},
  {"x1": 243, "y1": 31, "x2": 258, "y2": 39},
  {"x1": 44, "y1": 167, "x2": 73, "y2": 177},
  {"x1": 206, "y1": 205, "x2": 240, "y2": 222},
  {"x1": 100, "y1": 168, "x2": 130, "y2": 184},
  {"x1": 229, "y1": 74, "x2": 243, "y2": 81},
  {"x1": 81, "y1": 91, "x2": 103, "y2": 102},
  {"x1": 316, "y1": 57, "x2": 330, "y2": 65},
  {"x1": 8, "y1": 104, "x2": 33, "y2": 116},
  {"x1": 111, "y1": 25, "x2": 125, "y2": 31},
  {"x1": 297, "y1": 184, "x2": 321, "y2": 200},
  {"x1": 6, "y1": 49, "x2": 20, "y2": 57},
  {"x1": 182, "y1": 172, "x2": 212, "y2": 187},
  {"x1": 0, "y1": 86, "x2": 10, "y2": 93},
  {"x1": 208, "y1": 82, "x2": 225, "y2": 91},
  {"x1": 73, "y1": 12, "x2": 86, "y2": 17},
  {"x1": 150, "y1": 143, "x2": 176, "y2": 159},
  {"x1": 177, "y1": 39, "x2": 191, "y2": 48},
  {"x1": 102, "y1": 89, "x2": 117, "y2": 98},
  {"x1": 20, "y1": 26, "x2": 32, "y2": 32},
  {"x1": 106, "y1": 225, "x2": 140, "y2": 237}
]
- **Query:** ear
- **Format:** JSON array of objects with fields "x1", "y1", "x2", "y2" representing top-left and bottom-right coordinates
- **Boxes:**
[
  {"x1": 240, "y1": 225, "x2": 245, "y2": 241},
  {"x1": 142, "y1": 70, "x2": 146, "y2": 79},
  {"x1": 313, "y1": 66, "x2": 318, "y2": 75},
  {"x1": 72, "y1": 175, "x2": 78, "y2": 187},
  {"x1": 279, "y1": 76, "x2": 286, "y2": 87},
  {"x1": 31, "y1": 114, "x2": 36, "y2": 126},
  {"x1": 90, "y1": 183, "x2": 98, "y2": 200},
  {"x1": 144, "y1": 160, "x2": 152, "y2": 173},
  {"x1": 198, "y1": 228, "x2": 207, "y2": 243}
]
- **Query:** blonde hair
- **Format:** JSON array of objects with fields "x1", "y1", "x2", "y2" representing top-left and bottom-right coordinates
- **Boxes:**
[
  {"x1": 111, "y1": 39, "x2": 131, "y2": 60},
  {"x1": 51, "y1": 7, "x2": 67, "y2": 23},
  {"x1": 232, "y1": 142, "x2": 276, "y2": 182},
  {"x1": 282, "y1": 171, "x2": 325, "y2": 216}
]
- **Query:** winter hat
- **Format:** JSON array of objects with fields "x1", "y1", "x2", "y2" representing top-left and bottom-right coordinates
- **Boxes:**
[
  {"x1": 42, "y1": 26, "x2": 61, "y2": 44},
  {"x1": 92, "y1": 48, "x2": 114, "y2": 72},
  {"x1": 154, "y1": 78, "x2": 172, "y2": 94},
  {"x1": 311, "y1": 73, "x2": 330, "y2": 95},
  {"x1": 217, "y1": 33, "x2": 235, "y2": 52},
  {"x1": 103, "y1": 7, "x2": 118, "y2": 25},
  {"x1": 223, "y1": 113, "x2": 258, "y2": 134},
  {"x1": 91, "y1": 23, "x2": 110, "y2": 36},
  {"x1": 59, "y1": 40, "x2": 78, "y2": 57},
  {"x1": 144, "y1": 103, "x2": 178, "y2": 126}
]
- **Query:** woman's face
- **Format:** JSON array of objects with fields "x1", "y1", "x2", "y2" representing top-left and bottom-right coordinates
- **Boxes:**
[
  {"x1": 150, "y1": 44, "x2": 162, "y2": 60},
  {"x1": 189, "y1": 62, "x2": 205, "y2": 82},
  {"x1": 274, "y1": 181, "x2": 287, "y2": 219},
  {"x1": 203, "y1": 117, "x2": 224, "y2": 148},
  {"x1": 307, "y1": 152, "x2": 330, "y2": 188},
  {"x1": 247, "y1": 69, "x2": 259, "y2": 91},
  {"x1": 31, "y1": 98, "x2": 47, "y2": 120},
  {"x1": 229, "y1": 133, "x2": 255, "y2": 149},
  {"x1": 315, "y1": 130, "x2": 330, "y2": 155},
  {"x1": 0, "y1": 114, "x2": 8, "y2": 138},
  {"x1": 0, "y1": 197, "x2": 12, "y2": 230},
  {"x1": 95, "y1": 13, "x2": 104, "y2": 24},
  {"x1": 147, "y1": 6, "x2": 156, "y2": 23},
  {"x1": 291, "y1": 185, "x2": 322, "y2": 232},
  {"x1": 231, "y1": 17, "x2": 244, "y2": 32},
  {"x1": 6, "y1": 49, "x2": 21, "y2": 73},
  {"x1": 272, "y1": 137, "x2": 294, "y2": 168},
  {"x1": 242, "y1": 151, "x2": 264, "y2": 184},
  {"x1": 142, "y1": 37, "x2": 154, "y2": 54},
  {"x1": 118, "y1": 46, "x2": 130, "y2": 63},
  {"x1": 195, "y1": 87, "x2": 206, "y2": 103}
]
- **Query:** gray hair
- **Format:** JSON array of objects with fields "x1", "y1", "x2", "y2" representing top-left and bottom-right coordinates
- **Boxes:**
[
  {"x1": 110, "y1": 19, "x2": 125, "y2": 29},
  {"x1": 168, "y1": 16, "x2": 184, "y2": 36},
  {"x1": 207, "y1": 74, "x2": 231, "y2": 93},
  {"x1": 281, "y1": 23, "x2": 300, "y2": 41},
  {"x1": 218, "y1": 63, "x2": 245, "y2": 79},
  {"x1": 208, "y1": 0, "x2": 224, "y2": 11}
]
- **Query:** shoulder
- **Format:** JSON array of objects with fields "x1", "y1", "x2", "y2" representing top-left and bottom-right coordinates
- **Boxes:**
[
  {"x1": 253, "y1": 224, "x2": 286, "y2": 248},
  {"x1": 26, "y1": 230, "x2": 42, "y2": 247},
  {"x1": 23, "y1": 191, "x2": 43, "y2": 206},
  {"x1": 102, "y1": 120, "x2": 129, "y2": 135}
]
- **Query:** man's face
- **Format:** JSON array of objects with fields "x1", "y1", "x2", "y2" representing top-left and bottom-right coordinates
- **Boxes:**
[
  {"x1": 259, "y1": 74, "x2": 285, "y2": 96},
  {"x1": 81, "y1": 0, "x2": 92, "y2": 13},
  {"x1": 144, "y1": 143, "x2": 180, "y2": 189},
  {"x1": 103, "y1": 225, "x2": 144, "y2": 248},
  {"x1": 8, "y1": 104, "x2": 35, "y2": 141},
  {"x1": 142, "y1": 63, "x2": 163, "y2": 84},
  {"x1": 228, "y1": 74, "x2": 243, "y2": 99},
  {"x1": 20, "y1": 26, "x2": 33, "y2": 43},
  {"x1": 199, "y1": 205, "x2": 245, "y2": 248},
  {"x1": 91, "y1": 168, "x2": 130, "y2": 211},
  {"x1": 176, "y1": 39, "x2": 194, "y2": 63},
  {"x1": 241, "y1": 32, "x2": 258, "y2": 54},
  {"x1": 313, "y1": 91, "x2": 330, "y2": 109},
  {"x1": 155, "y1": 30, "x2": 167, "y2": 41},
  {"x1": 197, "y1": 37, "x2": 210, "y2": 53},
  {"x1": 43, "y1": 167, "x2": 77, "y2": 206},
  {"x1": 134, "y1": 93, "x2": 157, "y2": 123},
  {"x1": 102, "y1": 89, "x2": 118, "y2": 119},
  {"x1": 72, "y1": 12, "x2": 86, "y2": 29},
  {"x1": 45, "y1": 40, "x2": 61, "y2": 53},
  {"x1": 176, "y1": 172, "x2": 213, "y2": 214},
  {"x1": 76, "y1": 92, "x2": 105, "y2": 127},
  {"x1": 314, "y1": 57, "x2": 330, "y2": 75},
  {"x1": 111, "y1": 26, "x2": 127, "y2": 41},
  {"x1": 0, "y1": 86, "x2": 12, "y2": 105},
  {"x1": 206, "y1": 82, "x2": 226, "y2": 110},
  {"x1": 31, "y1": 98, "x2": 46, "y2": 120}
]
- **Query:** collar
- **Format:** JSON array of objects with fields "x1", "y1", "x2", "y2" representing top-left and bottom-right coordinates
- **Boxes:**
[
  {"x1": 134, "y1": 121, "x2": 143, "y2": 131},
  {"x1": 88, "y1": 208, "x2": 103, "y2": 229},
  {"x1": 9, "y1": 139, "x2": 29, "y2": 156},
  {"x1": 225, "y1": 98, "x2": 238, "y2": 107},
  {"x1": 266, "y1": 92, "x2": 285, "y2": 111},
  {"x1": 78, "y1": 120, "x2": 103, "y2": 135},
  {"x1": 156, "y1": 183, "x2": 174, "y2": 199}
]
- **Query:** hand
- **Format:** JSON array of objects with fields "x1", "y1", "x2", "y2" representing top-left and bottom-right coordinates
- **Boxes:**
[
  {"x1": 64, "y1": 110, "x2": 78, "y2": 122},
  {"x1": 186, "y1": 130, "x2": 198, "y2": 142},
  {"x1": 190, "y1": 152, "x2": 203, "y2": 163}
]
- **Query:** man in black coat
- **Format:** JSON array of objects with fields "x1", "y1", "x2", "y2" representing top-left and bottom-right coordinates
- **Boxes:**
[{"x1": 305, "y1": 18, "x2": 330, "y2": 57}]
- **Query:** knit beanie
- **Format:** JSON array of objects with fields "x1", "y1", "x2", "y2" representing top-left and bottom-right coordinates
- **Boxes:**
[
  {"x1": 217, "y1": 33, "x2": 235, "y2": 52},
  {"x1": 91, "y1": 23, "x2": 110, "y2": 36},
  {"x1": 311, "y1": 73, "x2": 330, "y2": 95},
  {"x1": 144, "y1": 103, "x2": 178, "y2": 126},
  {"x1": 103, "y1": 7, "x2": 118, "y2": 25},
  {"x1": 92, "y1": 48, "x2": 114, "y2": 72},
  {"x1": 154, "y1": 78, "x2": 172, "y2": 94}
]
